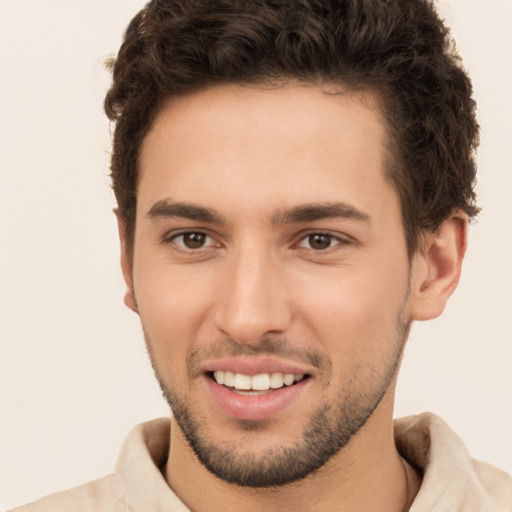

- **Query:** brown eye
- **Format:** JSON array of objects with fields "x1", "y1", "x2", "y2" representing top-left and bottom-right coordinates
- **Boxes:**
[
  {"x1": 308, "y1": 234, "x2": 332, "y2": 250},
  {"x1": 298, "y1": 233, "x2": 342, "y2": 251},
  {"x1": 183, "y1": 233, "x2": 206, "y2": 248},
  {"x1": 172, "y1": 232, "x2": 213, "y2": 249}
]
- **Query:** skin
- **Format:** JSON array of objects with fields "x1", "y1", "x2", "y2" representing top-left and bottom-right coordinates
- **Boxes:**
[{"x1": 118, "y1": 84, "x2": 467, "y2": 511}]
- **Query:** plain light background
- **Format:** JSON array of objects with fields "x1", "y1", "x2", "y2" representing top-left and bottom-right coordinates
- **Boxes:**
[{"x1": 0, "y1": 0, "x2": 511, "y2": 509}]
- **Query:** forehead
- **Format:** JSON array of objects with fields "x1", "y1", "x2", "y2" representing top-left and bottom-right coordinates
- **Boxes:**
[{"x1": 138, "y1": 83, "x2": 395, "y2": 222}]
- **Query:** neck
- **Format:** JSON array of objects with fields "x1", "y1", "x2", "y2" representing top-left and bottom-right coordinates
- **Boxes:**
[{"x1": 165, "y1": 391, "x2": 421, "y2": 511}]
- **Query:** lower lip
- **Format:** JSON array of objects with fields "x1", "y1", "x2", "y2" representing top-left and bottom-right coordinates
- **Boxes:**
[{"x1": 204, "y1": 375, "x2": 310, "y2": 421}]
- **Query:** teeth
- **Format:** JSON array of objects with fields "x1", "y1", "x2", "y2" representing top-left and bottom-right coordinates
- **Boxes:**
[
  {"x1": 283, "y1": 374, "x2": 294, "y2": 386},
  {"x1": 269, "y1": 372, "x2": 284, "y2": 389},
  {"x1": 224, "y1": 371, "x2": 235, "y2": 387},
  {"x1": 234, "y1": 373, "x2": 252, "y2": 390},
  {"x1": 213, "y1": 371, "x2": 305, "y2": 391},
  {"x1": 214, "y1": 370, "x2": 224, "y2": 385},
  {"x1": 252, "y1": 373, "x2": 270, "y2": 390}
]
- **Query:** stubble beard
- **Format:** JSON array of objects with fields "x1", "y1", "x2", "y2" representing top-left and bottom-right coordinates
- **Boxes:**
[{"x1": 144, "y1": 312, "x2": 410, "y2": 488}]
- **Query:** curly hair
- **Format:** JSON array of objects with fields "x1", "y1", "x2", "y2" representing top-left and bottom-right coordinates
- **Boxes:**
[{"x1": 105, "y1": 0, "x2": 479, "y2": 257}]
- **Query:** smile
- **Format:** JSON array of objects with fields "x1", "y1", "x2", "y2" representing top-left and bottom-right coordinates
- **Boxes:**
[
  {"x1": 205, "y1": 367, "x2": 311, "y2": 420},
  {"x1": 212, "y1": 371, "x2": 307, "y2": 394}
]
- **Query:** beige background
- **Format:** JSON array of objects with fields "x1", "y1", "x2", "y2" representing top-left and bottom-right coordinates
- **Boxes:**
[{"x1": 0, "y1": 0, "x2": 511, "y2": 509}]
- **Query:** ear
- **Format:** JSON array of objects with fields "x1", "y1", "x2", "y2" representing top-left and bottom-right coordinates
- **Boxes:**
[
  {"x1": 115, "y1": 212, "x2": 138, "y2": 313},
  {"x1": 409, "y1": 212, "x2": 468, "y2": 321}
]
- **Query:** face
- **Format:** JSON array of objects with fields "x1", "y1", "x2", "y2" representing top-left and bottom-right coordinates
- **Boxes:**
[{"x1": 126, "y1": 84, "x2": 416, "y2": 487}]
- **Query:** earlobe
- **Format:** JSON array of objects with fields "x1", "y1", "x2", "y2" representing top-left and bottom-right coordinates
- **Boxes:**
[
  {"x1": 409, "y1": 213, "x2": 468, "y2": 321},
  {"x1": 115, "y1": 212, "x2": 138, "y2": 314}
]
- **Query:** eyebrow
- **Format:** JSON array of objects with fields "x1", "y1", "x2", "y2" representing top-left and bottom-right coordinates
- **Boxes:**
[
  {"x1": 271, "y1": 202, "x2": 370, "y2": 225},
  {"x1": 146, "y1": 199, "x2": 370, "y2": 225},
  {"x1": 147, "y1": 199, "x2": 225, "y2": 224}
]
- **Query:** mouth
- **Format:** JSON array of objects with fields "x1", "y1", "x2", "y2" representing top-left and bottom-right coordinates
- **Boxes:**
[
  {"x1": 208, "y1": 370, "x2": 310, "y2": 395},
  {"x1": 202, "y1": 358, "x2": 314, "y2": 420}
]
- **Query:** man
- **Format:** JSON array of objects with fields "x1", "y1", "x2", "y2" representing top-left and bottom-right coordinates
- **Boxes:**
[{"x1": 8, "y1": 0, "x2": 512, "y2": 510}]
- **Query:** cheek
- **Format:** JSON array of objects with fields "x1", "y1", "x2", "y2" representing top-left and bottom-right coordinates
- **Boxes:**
[
  {"x1": 296, "y1": 261, "x2": 410, "y2": 356},
  {"x1": 133, "y1": 260, "x2": 214, "y2": 360}
]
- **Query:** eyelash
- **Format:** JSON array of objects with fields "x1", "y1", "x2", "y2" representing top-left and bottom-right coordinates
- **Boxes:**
[
  {"x1": 163, "y1": 230, "x2": 351, "y2": 254},
  {"x1": 296, "y1": 232, "x2": 348, "y2": 251},
  {"x1": 165, "y1": 231, "x2": 219, "y2": 250}
]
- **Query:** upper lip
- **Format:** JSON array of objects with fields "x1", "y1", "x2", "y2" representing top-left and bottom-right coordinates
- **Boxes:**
[{"x1": 201, "y1": 357, "x2": 313, "y2": 376}]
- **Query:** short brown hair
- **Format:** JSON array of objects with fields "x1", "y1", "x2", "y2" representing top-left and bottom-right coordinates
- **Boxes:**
[{"x1": 105, "y1": 0, "x2": 479, "y2": 256}]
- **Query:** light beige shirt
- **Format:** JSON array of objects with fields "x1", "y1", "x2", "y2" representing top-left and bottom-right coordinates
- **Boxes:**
[{"x1": 11, "y1": 413, "x2": 512, "y2": 511}]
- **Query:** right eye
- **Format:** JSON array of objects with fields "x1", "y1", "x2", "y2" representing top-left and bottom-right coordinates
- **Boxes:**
[{"x1": 169, "y1": 231, "x2": 217, "y2": 250}]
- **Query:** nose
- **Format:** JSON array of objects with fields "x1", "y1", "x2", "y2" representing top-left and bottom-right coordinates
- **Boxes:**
[{"x1": 213, "y1": 246, "x2": 293, "y2": 345}]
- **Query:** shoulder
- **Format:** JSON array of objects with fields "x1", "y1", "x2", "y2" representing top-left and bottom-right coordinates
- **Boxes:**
[
  {"x1": 472, "y1": 458, "x2": 512, "y2": 510},
  {"x1": 8, "y1": 474, "x2": 124, "y2": 512},
  {"x1": 395, "y1": 412, "x2": 512, "y2": 511}
]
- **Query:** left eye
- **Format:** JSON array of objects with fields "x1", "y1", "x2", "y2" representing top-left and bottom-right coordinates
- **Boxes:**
[
  {"x1": 171, "y1": 232, "x2": 216, "y2": 250},
  {"x1": 298, "y1": 233, "x2": 342, "y2": 251}
]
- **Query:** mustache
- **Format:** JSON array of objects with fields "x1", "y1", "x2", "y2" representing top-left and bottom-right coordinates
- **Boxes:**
[{"x1": 187, "y1": 337, "x2": 331, "y2": 378}]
